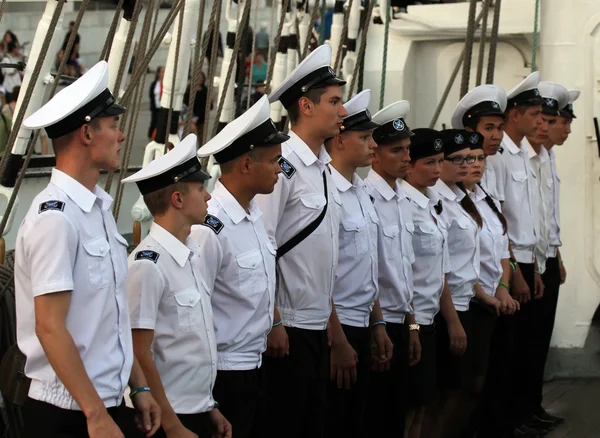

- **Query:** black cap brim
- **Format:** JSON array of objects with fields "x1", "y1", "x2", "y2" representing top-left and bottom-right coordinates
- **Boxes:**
[
  {"x1": 100, "y1": 102, "x2": 127, "y2": 117},
  {"x1": 345, "y1": 120, "x2": 380, "y2": 132},
  {"x1": 265, "y1": 132, "x2": 290, "y2": 144},
  {"x1": 321, "y1": 77, "x2": 347, "y2": 87},
  {"x1": 180, "y1": 168, "x2": 211, "y2": 182}
]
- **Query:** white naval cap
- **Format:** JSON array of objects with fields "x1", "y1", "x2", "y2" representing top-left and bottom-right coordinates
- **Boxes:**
[
  {"x1": 23, "y1": 60, "x2": 126, "y2": 139},
  {"x1": 122, "y1": 134, "x2": 210, "y2": 195},
  {"x1": 506, "y1": 71, "x2": 544, "y2": 108},
  {"x1": 537, "y1": 81, "x2": 569, "y2": 116},
  {"x1": 371, "y1": 100, "x2": 413, "y2": 145},
  {"x1": 451, "y1": 84, "x2": 507, "y2": 129},
  {"x1": 197, "y1": 95, "x2": 289, "y2": 164},
  {"x1": 268, "y1": 45, "x2": 346, "y2": 109},
  {"x1": 560, "y1": 89, "x2": 580, "y2": 119},
  {"x1": 340, "y1": 90, "x2": 379, "y2": 132}
]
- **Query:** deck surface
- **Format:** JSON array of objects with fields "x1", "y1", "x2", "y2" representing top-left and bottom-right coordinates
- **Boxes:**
[{"x1": 545, "y1": 379, "x2": 600, "y2": 437}]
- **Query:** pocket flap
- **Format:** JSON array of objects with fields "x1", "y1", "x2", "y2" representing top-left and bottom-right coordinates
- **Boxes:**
[
  {"x1": 300, "y1": 194, "x2": 326, "y2": 210},
  {"x1": 174, "y1": 289, "x2": 201, "y2": 308},
  {"x1": 383, "y1": 225, "x2": 399, "y2": 238},
  {"x1": 83, "y1": 238, "x2": 110, "y2": 257},
  {"x1": 236, "y1": 250, "x2": 262, "y2": 269},
  {"x1": 546, "y1": 178, "x2": 553, "y2": 188},
  {"x1": 511, "y1": 171, "x2": 527, "y2": 182},
  {"x1": 369, "y1": 210, "x2": 379, "y2": 224},
  {"x1": 266, "y1": 242, "x2": 277, "y2": 255},
  {"x1": 418, "y1": 222, "x2": 436, "y2": 234},
  {"x1": 455, "y1": 216, "x2": 472, "y2": 229},
  {"x1": 342, "y1": 216, "x2": 364, "y2": 232},
  {"x1": 114, "y1": 233, "x2": 129, "y2": 246},
  {"x1": 405, "y1": 223, "x2": 415, "y2": 234}
]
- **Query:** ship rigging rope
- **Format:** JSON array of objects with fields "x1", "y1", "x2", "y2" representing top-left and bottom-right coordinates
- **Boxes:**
[
  {"x1": 460, "y1": 0, "x2": 478, "y2": 98},
  {"x1": 212, "y1": 0, "x2": 253, "y2": 138},
  {"x1": 301, "y1": 0, "x2": 320, "y2": 61},
  {"x1": 333, "y1": 0, "x2": 354, "y2": 74},
  {"x1": 113, "y1": 0, "x2": 157, "y2": 220},
  {"x1": 0, "y1": 0, "x2": 7, "y2": 25},
  {"x1": 0, "y1": 0, "x2": 67, "y2": 191},
  {"x1": 164, "y1": 0, "x2": 186, "y2": 155},
  {"x1": 113, "y1": 0, "x2": 144, "y2": 96},
  {"x1": 246, "y1": 0, "x2": 259, "y2": 109},
  {"x1": 151, "y1": 0, "x2": 162, "y2": 41},
  {"x1": 266, "y1": 0, "x2": 290, "y2": 95},
  {"x1": 475, "y1": 0, "x2": 490, "y2": 86},
  {"x1": 531, "y1": 0, "x2": 540, "y2": 72},
  {"x1": 100, "y1": 0, "x2": 125, "y2": 61},
  {"x1": 348, "y1": 0, "x2": 375, "y2": 98},
  {"x1": 183, "y1": 0, "x2": 208, "y2": 135},
  {"x1": 0, "y1": 0, "x2": 89, "y2": 237},
  {"x1": 486, "y1": 0, "x2": 501, "y2": 84},
  {"x1": 379, "y1": 0, "x2": 391, "y2": 110},
  {"x1": 201, "y1": 0, "x2": 223, "y2": 144}
]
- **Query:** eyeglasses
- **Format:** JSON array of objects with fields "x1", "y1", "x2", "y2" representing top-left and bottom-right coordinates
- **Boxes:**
[{"x1": 444, "y1": 155, "x2": 485, "y2": 165}]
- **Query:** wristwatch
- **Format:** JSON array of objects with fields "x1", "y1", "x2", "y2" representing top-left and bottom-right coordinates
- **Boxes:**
[{"x1": 408, "y1": 323, "x2": 420, "y2": 332}]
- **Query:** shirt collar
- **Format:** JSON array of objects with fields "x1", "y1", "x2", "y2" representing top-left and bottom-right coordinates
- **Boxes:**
[
  {"x1": 470, "y1": 184, "x2": 487, "y2": 202},
  {"x1": 502, "y1": 133, "x2": 522, "y2": 155},
  {"x1": 288, "y1": 130, "x2": 332, "y2": 167},
  {"x1": 149, "y1": 222, "x2": 193, "y2": 268},
  {"x1": 212, "y1": 180, "x2": 262, "y2": 225},
  {"x1": 367, "y1": 168, "x2": 398, "y2": 201},
  {"x1": 330, "y1": 166, "x2": 354, "y2": 192},
  {"x1": 523, "y1": 137, "x2": 549, "y2": 163},
  {"x1": 433, "y1": 179, "x2": 457, "y2": 202},
  {"x1": 50, "y1": 168, "x2": 113, "y2": 213},
  {"x1": 400, "y1": 179, "x2": 430, "y2": 209}
]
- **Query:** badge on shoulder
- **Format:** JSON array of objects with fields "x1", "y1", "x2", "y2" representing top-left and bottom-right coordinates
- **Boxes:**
[
  {"x1": 202, "y1": 214, "x2": 224, "y2": 234},
  {"x1": 135, "y1": 250, "x2": 160, "y2": 263},
  {"x1": 278, "y1": 157, "x2": 296, "y2": 179},
  {"x1": 38, "y1": 200, "x2": 65, "y2": 214}
]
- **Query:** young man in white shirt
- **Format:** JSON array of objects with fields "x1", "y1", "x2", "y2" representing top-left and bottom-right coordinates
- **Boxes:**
[
  {"x1": 15, "y1": 61, "x2": 160, "y2": 438},
  {"x1": 255, "y1": 44, "x2": 347, "y2": 438},
  {"x1": 192, "y1": 95, "x2": 289, "y2": 438},
  {"x1": 123, "y1": 134, "x2": 231, "y2": 438},
  {"x1": 324, "y1": 89, "x2": 393, "y2": 438}
]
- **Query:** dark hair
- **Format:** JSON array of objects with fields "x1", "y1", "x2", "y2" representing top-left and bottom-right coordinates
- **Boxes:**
[
  {"x1": 477, "y1": 183, "x2": 508, "y2": 235},
  {"x1": 7, "y1": 41, "x2": 16, "y2": 53},
  {"x1": 286, "y1": 87, "x2": 328, "y2": 123},
  {"x1": 456, "y1": 182, "x2": 483, "y2": 228},
  {"x1": 143, "y1": 182, "x2": 189, "y2": 216}
]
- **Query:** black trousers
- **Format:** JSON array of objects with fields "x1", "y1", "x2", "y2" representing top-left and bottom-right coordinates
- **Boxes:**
[
  {"x1": 212, "y1": 367, "x2": 267, "y2": 438},
  {"x1": 530, "y1": 256, "x2": 561, "y2": 410},
  {"x1": 121, "y1": 407, "x2": 213, "y2": 438},
  {"x1": 263, "y1": 327, "x2": 329, "y2": 438},
  {"x1": 22, "y1": 397, "x2": 123, "y2": 438},
  {"x1": 326, "y1": 325, "x2": 371, "y2": 438},
  {"x1": 366, "y1": 322, "x2": 409, "y2": 437}
]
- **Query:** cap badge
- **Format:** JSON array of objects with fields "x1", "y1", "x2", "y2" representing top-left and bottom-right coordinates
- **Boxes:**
[
  {"x1": 455, "y1": 134, "x2": 464, "y2": 144},
  {"x1": 364, "y1": 109, "x2": 371, "y2": 119},
  {"x1": 567, "y1": 103, "x2": 573, "y2": 111},
  {"x1": 328, "y1": 66, "x2": 336, "y2": 77},
  {"x1": 470, "y1": 134, "x2": 479, "y2": 144},
  {"x1": 492, "y1": 102, "x2": 500, "y2": 109},
  {"x1": 434, "y1": 139, "x2": 443, "y2": 151},
  {"x1": 534, "y1": 89, "x2": 540, "y2": 96},
  {"x1": 546, "y1": 98, "x2": 555, "y2": 107},
  {"x1": 392, "y1": 119, "x2": 405, "y2": 131}
]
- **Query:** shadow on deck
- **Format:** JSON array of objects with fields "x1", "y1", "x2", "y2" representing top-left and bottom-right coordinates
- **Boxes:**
[{"x1": 545, "y1": 379, "x2": 600, "y2": 437}]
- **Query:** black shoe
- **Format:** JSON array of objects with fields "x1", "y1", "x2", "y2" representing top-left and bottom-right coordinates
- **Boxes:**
[
  {"x1": 535, "y1": 408, "x2": 565, "y2": 426},
  {"x1": 524, "y1": 414, "x2": 555, "y2": 430},
  {"x1": 512, "y1": 424, "x2": 548, "y2": 437}
]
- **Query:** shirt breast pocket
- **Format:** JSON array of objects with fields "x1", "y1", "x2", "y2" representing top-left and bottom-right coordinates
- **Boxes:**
[
  {"x1": 342, "y1": 216, "x2": 368, "y2": 256},
  {"x1": 173, "y1": 288, "x2": 202, "y2": 332},
  {"x1": 414, "y1": 222, "x2": 441, "y2": 256},
  {"x1": 449, "y1": 216, "x2": 476, "y2": 250},
  {"x1": 236, "y1": 249, "x2": 266, "y2": 294},
  {"x1": 83, "y1": 237, "x2": 111, "y2": 290},
  {"x1": 382, "y1": 225, "x2": 400, "y2": 261},
  {"x1": 300, "y1": 193, "x2": 327, "y2": 235},
  {"x1": 511, "y1": 171, "x2": 527, "y2": 186}
]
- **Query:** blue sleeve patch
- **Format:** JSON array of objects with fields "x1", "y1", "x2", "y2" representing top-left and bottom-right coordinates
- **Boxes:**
[
  {"x1": 38, "y1": 200, "x2": 65, "y2": 214},
  {"x1": 278, "y1": 157, "x2": 296, "y2": 179},
  {"x1": 135, "y1": 250, "x2": 160, "y2": 263},
  {"x1": 202, "y1": 214, "x2": 224, "y2": 234}
]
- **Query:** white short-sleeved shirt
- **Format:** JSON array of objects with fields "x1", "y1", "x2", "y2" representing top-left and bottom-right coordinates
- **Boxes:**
[
  {"x1": 470, "y1": 185, "x2": 510, "y2": 296},
  {"x1": 432, "y1": 180, "x2": 479, "y2": 311},
  {"x1": 547, "y1": 148, "x2": 561, "y2": 256},
  {"x1": 481, "y1": 155, "x2": 505, "y2": 202},
  {"x1": 15, "y1": 169, "x2": 133, "y2": 410},
  {"x1": 330, "y1": 167, "x2": 378, "y2": 328},
  {"x1": 365, "y1": 170, "x2": 414, "y2": 324},
  {"x1": 190, "y1": 181, "x2": 276, "y2": 371},
  {"x1": 487, "y1": 134, "x2": 539, "y2": 265},
  {"x1": 400, "y1": 180, "x2": 450, "y2": 325},
  {"x1": 525, "y1": 139, "x2": 551, "y2": 272},
  {"x1": 127, "y1": 223, "x2": 217, "y2": 414},
  {"x1": 255, "y1": 130, "x2": 342, "y2": 330}
]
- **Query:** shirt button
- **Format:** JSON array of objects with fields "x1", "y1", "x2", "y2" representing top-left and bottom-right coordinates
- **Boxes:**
[{"x1": 189, "y1": 298, "x2": 194, "y2": 304}]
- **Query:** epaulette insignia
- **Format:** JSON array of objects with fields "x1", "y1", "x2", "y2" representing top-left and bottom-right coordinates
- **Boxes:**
[
  {"x1": 278, "y1": 157, "x2": 296, "y2": 179},
  {"x1": 369, "y1": 195, "x2": 375, "y2": 204},
  {"x1": 202, "y1": 214, "x2": 224, "y2": 234},
  {"x1": 38, "y1": 200, "x2": 65, "y2": 214},
  {"x1": 498, "y1": 146, "x2": 504, "y2": 154},
  {"x1": 135, "y1": 250, "x2": 160, "y2": 263}
]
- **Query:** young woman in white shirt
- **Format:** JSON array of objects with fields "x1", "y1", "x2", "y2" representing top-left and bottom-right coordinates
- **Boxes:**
[{"x1": 399, "y1": 128, "x2": 449, "y2": 438}]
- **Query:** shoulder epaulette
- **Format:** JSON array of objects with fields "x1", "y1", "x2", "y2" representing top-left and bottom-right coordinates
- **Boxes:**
[
  {"x1": 38, "y1": 200, "x2": 65, "y2": 214},
  {"x1": 135, "y1": 250, "x2": 160, "y2": 263},
  {"x1": 202, "y1": 214, "x2": 224, "y2": 234},
  {"x1": 278, "y1": 157, "x2": 296, "y2": 179}
]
